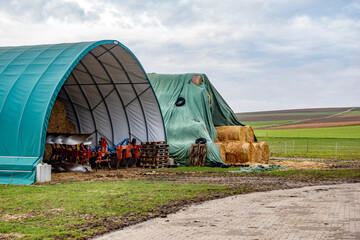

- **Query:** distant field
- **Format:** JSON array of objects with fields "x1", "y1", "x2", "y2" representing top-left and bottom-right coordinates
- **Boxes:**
[
  {"x1": 256, "y1": 137, "x2": 360, "y2": 160},
  {"x1": 238, "y1": 107, "x2": 360, "y2": 129},
  {"x1": 242, "y1": 120, "x2": 299, "y2": 129},
  {"x1": 254, "y1": 125, "x2": 360, "y2": 139},
  {"x1": 237, "y1": 107, "x2": 360, "y2": 160}
]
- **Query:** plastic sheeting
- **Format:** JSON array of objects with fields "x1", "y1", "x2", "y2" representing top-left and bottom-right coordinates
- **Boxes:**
[
  {"x1": 148, "y1": 73, "x2": 243, "y2": 166},
  {"x1": 0, "y1": 40, "x2": 165, "y2": 185}
]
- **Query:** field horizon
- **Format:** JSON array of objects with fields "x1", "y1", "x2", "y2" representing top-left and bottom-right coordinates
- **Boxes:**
[{"x1": 236, "y1": 107, "x2": 360, "y2": 160}]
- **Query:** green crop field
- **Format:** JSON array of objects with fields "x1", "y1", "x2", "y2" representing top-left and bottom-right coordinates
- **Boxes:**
[
  {"x1": 241, "y1": 120, "x2": 300, "y2": 129},
  {"x1": 256, "y1": 137, "x2": 360, "y2": 160},
  {"x1": 0, "y1": 181, "x2": 246, "y2": 239},
  {"x1": 237, "y1": 111, "x2": 342, "y2": 118},
  {"x1": 237, "y1": 107, "x2": 360, "y2": 160},
  {"x1": 254, "y1": 125, "x2": 360, "y2": 139}
]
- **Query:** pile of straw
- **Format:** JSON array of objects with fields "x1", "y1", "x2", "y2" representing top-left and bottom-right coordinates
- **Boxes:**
[
  {"x1": 252, "y1": 142, "x2": 270, "y2": 164},
  {"x1": 47, "y1": 101, "x2": 76, "y2": 134},
  {"x1": 215, "y1": 125, "x2": 269, "y2": 164},
  {"x1": 44, "y1": 100, "x2": 76, "y2": 160}
]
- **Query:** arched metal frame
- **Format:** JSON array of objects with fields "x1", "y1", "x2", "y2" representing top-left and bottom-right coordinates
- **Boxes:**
[{"x1": 56, "y1": 42, "x2": 165, "y2": 146}]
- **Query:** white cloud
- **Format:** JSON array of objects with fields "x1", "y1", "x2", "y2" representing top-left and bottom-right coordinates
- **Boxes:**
[{"x1": 0, "y1": 0, "x2": 359, "y2": 112}]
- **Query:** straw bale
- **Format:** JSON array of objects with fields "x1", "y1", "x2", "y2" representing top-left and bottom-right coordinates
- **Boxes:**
[
  {"x1": 44, "y1": 100, "x2": 76, "y2": 161},
  {"x1": 191, "y1": 75, "x2": 203, "y2": 86},
  {"x1": 252, "y1": 142, "x2": 269, "y2": 163},
  {"x1": 215, "y1": 126, "x2": 246, "y2": 142},
  {"x1": 47, "y1": 101, "x2": 76, "y2": 134},
  {"x1": 259, "y1": 141, "x2": 270, "y2": 163},
  {"x1": 244, "y1": 125, "x2": 255, "y2": 142},
  {"x1": 252, "y1": 142, "x2": 262, "y2": 163},
  {"x1": 215, "y1": 142, "x2": 226, "y2": 162},
  {"x1": 225, "y1": 141, "x2": 255, "y2": 163}
]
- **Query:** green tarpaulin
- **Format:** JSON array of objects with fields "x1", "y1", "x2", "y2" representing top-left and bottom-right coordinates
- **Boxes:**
[{"x1": 148, "y1": 73, "x2": 244, "y2": 166}]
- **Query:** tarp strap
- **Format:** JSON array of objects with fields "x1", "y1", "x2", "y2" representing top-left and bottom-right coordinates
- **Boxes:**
[
  {"x1": 124, "y1": 86, "x2": 151, "y2": 108},
  {"x1": 70, "y1": 72, "x2": 98, "y2": 141},
  {"x1": 79, "y1": 60, "x2": 115, "y2": 144},
  {"x1": 96, "y1": 44, "x2": 117, "y2": 59},
  {"x1": 62, "y1": 87, "x2": 81, "y2": 132},
  {"x1": 74, "y1": 67, "x2": 112, "y2": 84},
  {"x1": 64, "y1": 82, "x2": 149, "y2": 86},
  {"x1": 57, "y1": 96, "x2": 88, "y2": 112},
  {"x1": 91, "y1": 88, "x2": 116, "y2": 112},
  {"x1": 100, "y1": 45, "x2": 149, "y2": 141},
  {"x1": 89, "y1": 51, "x2": 132, "y2": 141}
]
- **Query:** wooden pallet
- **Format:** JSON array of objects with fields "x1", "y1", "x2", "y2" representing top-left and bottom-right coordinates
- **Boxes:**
[
  {"x1": 140, "y1": 141, "x2": 170, "y2": 168},
  {"x1": 141, "y1": 141, "x2": 167, "y2": 145},
  {"x1": 189, "y1": 143, "x2": 207, "y2": 167},
  {"x1": 141, "y1": 151, "x2": 169, "y2": 157}
]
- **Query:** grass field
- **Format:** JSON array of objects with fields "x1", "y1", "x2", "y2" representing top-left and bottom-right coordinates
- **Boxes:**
[
  {"x1": 241, "y1": 120, "x2": 300, "y2": 129},
  {"x1": 254, "y1": 125, "x2": 360, "y2": 139},
  {"x1": 1, "y1": 168, "x2": 360, "y2": 239},
  {"x1": 237, "y1": 107, "x2": 360, "y2": 160},
  {"x1": 0, "y1": 181, "x2": 244, "y2": 239},
  {"x1": 238, "y1": 111, "x2": 342, "y2": 117},
  {"x1": 256, "y1": 137, "x2": 360, "y2": 160}
]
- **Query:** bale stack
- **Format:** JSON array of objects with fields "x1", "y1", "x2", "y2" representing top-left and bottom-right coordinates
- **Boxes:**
[
  {"x1": 215, "y1": 126, "x2": 269, "y2": 164},
  {"x1": 139, "y1": 141, "x2": 170, "y2": 168},
  {"x1": 44, "y1": 100, "x2": 76, "y2": 161}
]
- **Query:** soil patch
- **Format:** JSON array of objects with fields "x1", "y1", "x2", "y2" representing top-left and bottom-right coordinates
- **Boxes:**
[
  {"x1": 260, "y1": 114, "x2": 360, "y2": 129},
  {"x1": 0, "y1": 233, "x2": 25, "y2": 240}
]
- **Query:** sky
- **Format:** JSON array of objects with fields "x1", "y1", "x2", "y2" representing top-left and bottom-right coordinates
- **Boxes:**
[{"x1": 0, "y1": 0, "x2": 359, "y2": 112}]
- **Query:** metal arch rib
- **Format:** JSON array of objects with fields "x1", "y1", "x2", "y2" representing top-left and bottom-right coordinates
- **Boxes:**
[
  {"x1": 70, "y1": 72, "x2": 98, "y2": 141},
  {"x1": 100, "y1": 45, "x2": 149, "y2": 141},
  {"x1": 62, "y1": 87, "x2": 81, "y2": 132},
  {"x1": 88, "y1": 51, "x2": 132, "y2": 140},
  {"x1": 79, "y1": 60, "x2": 115, "y2": 145}
]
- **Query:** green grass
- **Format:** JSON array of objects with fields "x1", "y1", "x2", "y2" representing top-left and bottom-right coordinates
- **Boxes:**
[
  {"x1": 237, "y1": 111, "x2": 342, "y2": 117},
  {"x1": 241, "y1": 120, "x2": 301, "y2": 129},
  {"x1": 0, "y1": 181, "x2": 245, "y2": 239},
  {"x1": 344, "y1": 110, "x2": 360, "y2": 115},
  {"x1": 257, "y1": 137, "x2": 360, "y2": 160},
  {"x1": 254, "y1": 125, "x2": 360, "y2": 138}
]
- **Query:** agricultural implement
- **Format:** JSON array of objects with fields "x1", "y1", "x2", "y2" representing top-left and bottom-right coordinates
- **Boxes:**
[{"x1": 46, "y1": 133, "x2": 142, "y2": 170}]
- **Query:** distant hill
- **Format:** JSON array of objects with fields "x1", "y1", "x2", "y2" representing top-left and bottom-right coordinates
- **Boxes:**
[{"x1": 236, "y1": 107, "x2": 360, "y2": 129}]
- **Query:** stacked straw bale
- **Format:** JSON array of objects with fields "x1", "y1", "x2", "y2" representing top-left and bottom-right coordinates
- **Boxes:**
[
  {"x1": 44, "y1": 100, "x2": 76, "y2": 160},
  {"x1": 47, "y1": 101, "x2": 76, "y2": 133},
  {"x1": 215, "y1": 125, "x2": 269, "y2": 164}
]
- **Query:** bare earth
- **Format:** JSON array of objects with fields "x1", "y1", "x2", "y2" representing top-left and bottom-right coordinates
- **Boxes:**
[{"x1": 94, "y1": 183, "x2": 360, "y2": 240}]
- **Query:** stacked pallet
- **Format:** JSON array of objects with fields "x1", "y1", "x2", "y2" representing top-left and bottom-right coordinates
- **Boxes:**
[
  {"x1": 140, "y1": 141, "x2": 169, "y2": 168},
  {"x1": 189, "y1": 144, "x2": 207, "y2": 167},
  {"x1": 215, "y1": 126, "x2": 269, "y2": 164}
]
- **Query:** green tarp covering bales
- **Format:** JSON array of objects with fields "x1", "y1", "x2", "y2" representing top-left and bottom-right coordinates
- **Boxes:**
[{"x1": 148, "y1": 73, "x2": 244, "y2": 166}]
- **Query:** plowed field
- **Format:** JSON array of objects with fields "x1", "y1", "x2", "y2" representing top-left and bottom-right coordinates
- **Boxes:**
[{"x1": 237, "y1": 107, "x2": 360, "y2": 129}]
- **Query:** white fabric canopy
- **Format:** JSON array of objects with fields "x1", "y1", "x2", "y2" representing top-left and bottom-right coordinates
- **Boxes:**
[{"x1": 57, "y1": 43, "x2": 166, "y2": 146}]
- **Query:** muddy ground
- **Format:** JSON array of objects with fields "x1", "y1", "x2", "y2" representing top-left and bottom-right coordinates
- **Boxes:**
[{"x1": 50, "y1": 159, "x2": 360, "y2": 191}]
